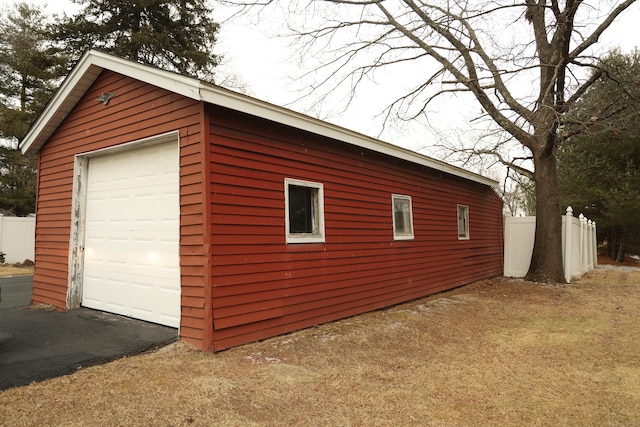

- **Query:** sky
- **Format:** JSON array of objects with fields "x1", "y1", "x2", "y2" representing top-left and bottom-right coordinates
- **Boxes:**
[
  {"x1": 1, "y1": 0, "x2": 639, "y2": 164},
  {"x1": 211, "y1": 1, "x2": 640, "y2": 163}
]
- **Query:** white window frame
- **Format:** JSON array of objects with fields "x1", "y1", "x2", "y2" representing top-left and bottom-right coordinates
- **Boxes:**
[
  {"x1": 285, "y1": 178, "x2": 325, "y2": 243},
  {"x1": 457, "y1": 204, "x2": 470, "y2": 240},
  {"x1": 392, "y1": 194, "x2": 414, "y2": 240}
]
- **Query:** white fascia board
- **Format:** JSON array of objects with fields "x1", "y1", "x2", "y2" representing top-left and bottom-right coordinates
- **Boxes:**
[
  {"x1": 89, "y1": 51, "x2": 202, "y2": 100},
  {"x1": 199, "y1": 85, "x2": 497, "y2": 187},
  {"x1": 20, "y1": 64, "x2": 98, "y2": 154},
  {"x1": 21, "y1": 50, "x2": 496, "y2": 187},
  {"x1": 20, "y1": 50, "x2": 203, "y2": 154}
]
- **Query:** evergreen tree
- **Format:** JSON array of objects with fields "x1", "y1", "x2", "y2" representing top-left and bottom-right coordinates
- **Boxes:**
[
  {"x1": 559, "y1": 50, "x2": 640, "y2": 260},
  {"x1": 0, "y1": 145, "x2": 36, "y2": 216},
  {"x1": 54, "y1": 0, "x2": 220, "y2": 80},
  {"x1": 0, "y1": 2, "x2": 68, "y2": 216},
  {"x1": 0, "y1": 2, "x2": 68, "y2": 142}
]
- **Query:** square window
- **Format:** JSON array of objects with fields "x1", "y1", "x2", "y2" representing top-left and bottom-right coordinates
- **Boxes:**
[
  {"x1": 392, "y1": 194, "x2": 414, "y2": 240},
  {"x1": 285, "y1": 178, "x2": 325, "y2": 243},
  {"x1": 457, "y1": 204, "x2": 469, "y2": 240}
]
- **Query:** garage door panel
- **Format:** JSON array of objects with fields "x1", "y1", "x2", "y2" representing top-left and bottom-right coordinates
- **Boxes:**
[
  {"x1": 83, "y1": 275, "x2": 127, "y2": 307},
  {"x1": 84, "y1": 263, "x2": 179, "y2": 285},
  {"x1": 82, "y1": 140, "x2": 180, "y2": 328},
  {"x1": 85, "y1": 223, "x2": 179, "y2": 234},
  {"x1": 87, "y1": 192, "x2": 178, "y2": 222},
  {"x1": 85, "y1": 236, "x2": 178, "y2": 267}
]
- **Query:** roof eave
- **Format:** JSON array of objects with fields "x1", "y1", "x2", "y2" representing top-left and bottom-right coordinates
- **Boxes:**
[
  {"x1": 20, "y1": 63, "x2": 100, "y2": 155},
  {"x1": 20, "y1": 50, "x2": 203, "y2": 155},
  {"x1": 198, "y1": 85, "x2": 498, "y2": 187},
  {"x1": 20, "y1": 50, "x2": 498, "y2": 188}
]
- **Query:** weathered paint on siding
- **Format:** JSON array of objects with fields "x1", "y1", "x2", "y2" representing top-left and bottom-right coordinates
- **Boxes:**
[
  {"x1": 208, "y1": 106, "x2": 503, "y2": 350},
  {"x1": 33, "y1": 70, "x2": 209, "y2": 348}
]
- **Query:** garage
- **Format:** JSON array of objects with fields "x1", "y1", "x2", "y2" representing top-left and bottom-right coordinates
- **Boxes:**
[
  {"x1": 20, "y1": 50, "x2": 504, "y2": 351},
  {"x1": 81, "y1": 139, "x2": 181, "y2": 328}
]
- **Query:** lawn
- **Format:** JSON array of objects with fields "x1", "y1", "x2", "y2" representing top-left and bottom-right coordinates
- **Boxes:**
[
  {"x1": 1, "y1": 265, "x2": 639, "y2": 426},
  {"x1": 0, "y1": 265, "x2": 33, "y2": 277}
]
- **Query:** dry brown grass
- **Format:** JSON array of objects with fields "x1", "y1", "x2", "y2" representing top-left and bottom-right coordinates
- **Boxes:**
[
  {"x1": 1, "y1": 266, "x2": 640, "y2": 426},
  {"x1": 0, "y1": 265, "x2": 34, "y2": 277}
]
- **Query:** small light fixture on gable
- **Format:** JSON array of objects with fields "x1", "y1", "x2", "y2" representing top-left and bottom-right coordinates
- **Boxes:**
[{"x1": 97, "y1": 92, "x2": 115, "y2": 105}]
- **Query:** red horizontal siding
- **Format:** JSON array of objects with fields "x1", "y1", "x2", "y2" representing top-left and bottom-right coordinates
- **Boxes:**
[
  {"x1": 207, "y1": 106, "x2": 503, "y2": 351},
  {"x1": 33, "y1": 70, "x2": 208, "y2": 349},
  {"x1": 33, "y1": 67, "x2": 502, "y2": 353}
]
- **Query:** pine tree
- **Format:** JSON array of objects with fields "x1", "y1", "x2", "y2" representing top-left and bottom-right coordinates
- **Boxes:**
[
  {"x1": 559, "y1": 50, "x2": 640, "y2": 259},
  {"x1": 0, "y1": 146, "x2": 37, "y2": 216},
  {"x1": 0, "y1": 2, "x2": 68, "y2": 216},
  {"x1": 0, "y1": 2, "x2": 68, "y2": 142},
  {"x1": 54, "y1": 0, "x2": 220, "y2": 80}
]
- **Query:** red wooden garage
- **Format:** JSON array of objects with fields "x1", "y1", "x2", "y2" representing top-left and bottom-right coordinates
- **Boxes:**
[{"x1": 20, "y1": 50, "x2": 503, "y2": 351}]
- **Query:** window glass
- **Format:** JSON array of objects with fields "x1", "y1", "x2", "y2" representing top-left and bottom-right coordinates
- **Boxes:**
[
  {"x1": 457, "y1": 204, "x2": 469, "y2": 239},
  {"x1": 289, "y1": 185, "x2": 314, "y2": 233},
  {"x1": 392, "y1": 194, "x2": 414, "y2": 240},
  {"x1": 285, "y1": 178, "x2": 325, "y2": 243}
]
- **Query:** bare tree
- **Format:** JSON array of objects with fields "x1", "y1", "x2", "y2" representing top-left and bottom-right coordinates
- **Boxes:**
[{"x1": 225, "y1": 0, "x2": 636, "y2": 282}]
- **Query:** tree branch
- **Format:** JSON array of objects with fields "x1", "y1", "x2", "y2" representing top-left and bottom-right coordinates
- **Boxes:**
[{"x1": 569, "y1": 0, "x2": 637, "y2": 59}]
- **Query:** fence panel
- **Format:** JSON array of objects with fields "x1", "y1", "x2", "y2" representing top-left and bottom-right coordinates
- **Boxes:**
[
  {"x1": 504, "y1": 207, "x2": 597, "y2": 282},
  {"x1": 0, "y1": 215, "x2": 36, "y2": 264},
  {"x1": 503, "y1": 216, "x2": 536, "y2": 277}
]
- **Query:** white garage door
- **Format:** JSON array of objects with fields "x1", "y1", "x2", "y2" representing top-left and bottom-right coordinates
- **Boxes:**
[{"x1": 82, "y1": 141, "x2": 180, "y2": 328}]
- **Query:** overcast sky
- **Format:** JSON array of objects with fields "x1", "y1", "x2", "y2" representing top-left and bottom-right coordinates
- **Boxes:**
[
  {"x1": 213, "y1": 2, "x2": 639, "y2": 156},
  {"x1": 1, "y1": 0, "x2": 638, "y2": 159}
]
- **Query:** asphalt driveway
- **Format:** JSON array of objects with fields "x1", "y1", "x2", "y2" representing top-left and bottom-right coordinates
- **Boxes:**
[{"x1": 0, "y1": 275, "x2": 177, "y2": 391}]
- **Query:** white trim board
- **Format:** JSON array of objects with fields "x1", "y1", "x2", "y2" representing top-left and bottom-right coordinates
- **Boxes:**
[{"x1": 21, "y1": 50, "x2": 497, "y2": 188}]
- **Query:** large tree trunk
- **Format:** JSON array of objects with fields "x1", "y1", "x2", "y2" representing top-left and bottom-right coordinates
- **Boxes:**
[{"x1": 525, "y1": 149, "x2": 566, "y2": 283}]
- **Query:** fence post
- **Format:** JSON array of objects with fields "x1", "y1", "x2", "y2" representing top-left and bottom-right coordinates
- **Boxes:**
[
  {"x1": 584, "y1": 218, "x2": 592, "y2": 272},
  {"x1": 578, "y1": 214, "x2": 584, "y2": 274},
  {"x1": 592, "y1": 221, "x2": 598, "y2": 267},
  {"x1": 0, "y1": 214, "x2": 3, "y2": 261},
  {"x1": 592, "y1": 221, "x2": 596, "y2": 268},
  {"x1": 564, "y1": 207, "x2": 573, "y2": 283},
  {"x1": 588, "y1": 220, "x2": 594, "y2": 271}
]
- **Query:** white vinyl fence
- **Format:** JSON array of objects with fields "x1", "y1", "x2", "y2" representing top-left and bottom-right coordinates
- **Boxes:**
[
  {"x1": 0, "y1": 215, "x2": 35, "y2": 264},
  {"x1": 504, "y1": 207, "x2": 597, "y2": 283}
]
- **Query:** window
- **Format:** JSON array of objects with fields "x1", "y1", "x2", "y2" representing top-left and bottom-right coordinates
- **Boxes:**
[
  {"x1": 392, "y1": 194, "x2": 414, "y2": 240},
  {"x1": 457, "y1": 204, "x2": 469, "y2": 240},
  {"x1": 285, "y1": 178, "x2": 325, "y2": 243}
]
